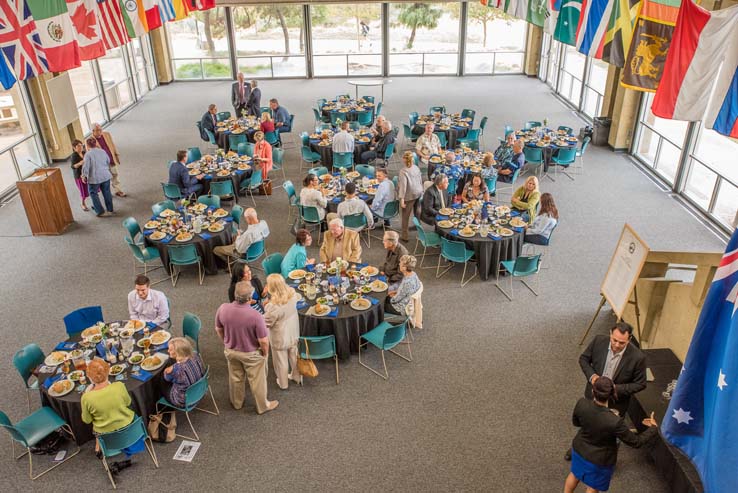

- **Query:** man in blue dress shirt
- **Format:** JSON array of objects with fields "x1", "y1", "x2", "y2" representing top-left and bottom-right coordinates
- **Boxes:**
[
  {"x1": 168, "y1": 150, "x2": 204, "y2": 197},
  {"x1": 269, "y1": 98, "x2": 291, "y2": 136}
]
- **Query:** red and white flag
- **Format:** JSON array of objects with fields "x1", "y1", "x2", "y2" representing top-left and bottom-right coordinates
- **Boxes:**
[
  {"x1": 95, "y1": 0, "x2": 128, "y2": 49},
  {"x1": 185, "y1": 0, "x2": 215, "y2": 11},
  {"x1": 0, "y1": 0, "x2": 49, "y2": 81},
  {"x1": 26, "y1": 0, "x2": 81, "y2": 72},
  {"x1": 66, "y1": 0, "x2": 105, "y2": 60},
  {"x1": 143, "y1": 0, "x2": 162, "y2": 30},
  {"x1": 652, "y1": 0, "x2": 738, "y2": 138}
]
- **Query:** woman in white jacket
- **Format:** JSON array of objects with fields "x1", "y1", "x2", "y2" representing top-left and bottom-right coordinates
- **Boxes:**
[
  {"x1": 263, "y1": 274, "x2": 302, "y2": 389},
  {"x1": 524, "y1": 192, "x2": 559, "y2": 245}
]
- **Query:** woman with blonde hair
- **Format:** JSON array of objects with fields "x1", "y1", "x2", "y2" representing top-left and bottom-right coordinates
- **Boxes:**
[
  {"x1": 163, "y1": 337, "x2": 205, "y2": 407},
  {"x1": 396, "y1": 151, "x2": 423, "y2": 242},
  {"x1": 252, "y1": 130, "x2": 273, "y2": 179},
  {"x1": 260, "y1": 112, "x2": 275, "y2": 134},
  {"x1": 82, "y1": 358, "x2": 141, "y2": 469},
  {"x1": 263, "y1": 274, "x2": 302, "y2": 389},
  {"x1": 511, "y1": 175, "x2": 541, "y2": 222}
]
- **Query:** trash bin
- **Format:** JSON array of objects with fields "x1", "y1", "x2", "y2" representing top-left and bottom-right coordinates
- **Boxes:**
[
  {"x1": 102, "y1": 80, "x2": 119, "y2": 109},
  {"x1": 592, "y1": 117, "x2": 611, "y2": 146}
]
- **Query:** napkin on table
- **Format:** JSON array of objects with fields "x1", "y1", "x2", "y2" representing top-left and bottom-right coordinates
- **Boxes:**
[
  {"x1": 377, "y1": 275, "x2": 387, "y2": 282},
  {"x1": 436, "y1": 215, "x2": 448, "y2": 221},
  {"x1": 326, "y1": 307, "x2": 339, "y2": 318},
  {"x1": 199, "y1": 233, "x2": 213, "y2": 240},
  {"x1": 450, "y1": 229, "x2": 459, "y2": 236},
  {"x1": 488, "y1": 233, "x2": 501, "y2": 240},
  {"x1": 43, "y1": 373, "x2": 63, "y2": 390},
  {"x1": 143, "y1": 229, "x2": 155, "y2": 236},
  {"x1": 331, "y1": 197, "x2": 341, "y2": 203},
  {"x1": 366, "y1": 296, "x2": 380, "y2": 305},
  {"x1": 146, "y1": 322, "x2": 157, "y2": 329},
  {"x1": 296, "y1": 301, "x2": 309, "y2": 311},
  {"x1": 160, "y1": 235, "x2": 173, "y2": 244},
  {"x1": 130, "y1": 370, "x2": 153, "y2": 382},
  {"x1": 358, "y1": 193, "x2": 369, "y2": 200},
  {"x1": 55, "y1": 341, "x2": 77, "y2": 351},
  {"x1": 513, "y1": 227, "x2": 524, "y2": 233}
]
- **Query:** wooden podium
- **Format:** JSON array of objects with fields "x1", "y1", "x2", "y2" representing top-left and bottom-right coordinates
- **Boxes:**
[{"x1": 16, "y1": 168, "x2": 74, "y2": 235}]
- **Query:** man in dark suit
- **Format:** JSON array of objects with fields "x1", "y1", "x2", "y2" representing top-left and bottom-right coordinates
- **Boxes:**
[
  {"x1": 168, "y1": 150, "x2": 204, "y2": 196},
  {"x1": 566, "y1": 322, "x2": 647, "y2": 460},
  {"x1": 420, "y1": 174, "x2": 449, "y2": 225},
  {"x1": 200, "y1": 104, "x2": 218, "y2": 142},
  {"x1": 247, "y1": 80, "x2": 261, "y2": 117},
  {"x1": 231, "y1": 72, "x2": 250, "y2": 117}
]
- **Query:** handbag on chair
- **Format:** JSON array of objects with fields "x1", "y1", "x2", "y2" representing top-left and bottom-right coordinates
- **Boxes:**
[{"x1": 296, "y1": 340, "x2": 319, "y2": 378}]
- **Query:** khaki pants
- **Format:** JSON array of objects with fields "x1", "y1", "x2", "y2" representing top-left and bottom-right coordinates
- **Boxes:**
[
  {"x1": 110, "y1": 165, "x2": 123, "y2": 194},
  {"x1": 213, "y1": 243, "x2": 237, "y2": 264},
  {"x1": 400, "y1": 198, "x2": 418, "y2": 241},
  {"x1": 224, "y1": 348, "x2": 269, "y2": 413},
  {"x1": 271, "y1": 345, "x2": 300, "y2": 389}
]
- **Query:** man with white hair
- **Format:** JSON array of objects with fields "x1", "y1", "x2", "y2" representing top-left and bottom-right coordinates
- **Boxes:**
[
  {"x1": 92, "y1": 122, "x2": 125, "y2": 197},
  {"x1": 415, "y1": 123, "x2": 442, "y2": 168},
  {"x1": 231, "y1": 72, "x2": 250, "y2": 116},
  {"x1": 381, "y1": 230, "x2": 408, "y2": 285},
  {"x1": 497, "y1": 139, "x2": 525, "y2": 183},
  {"x1": 319, "y1": 217, "x2": 362, "y2": 263},
  {"x1": 371, "y1": 115, "x2": 392, "y2": 137},
  {"x1": 213, "y1": 208, "x2": 270, "y2": 264},
  {"x1": 360, "y1": 119, "x2": 395, "y2": 164}
]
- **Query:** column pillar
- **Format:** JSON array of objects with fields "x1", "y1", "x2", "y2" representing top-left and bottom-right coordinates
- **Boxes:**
[
  {"x1": 524, "y1": 25, "x2": 542, "y2": 77},
  {"x1": 150, "y1": 26, "x2": 174, "y2": 84},
  {"x1": 25, "y1": 74, "x2": 82, "y2": 161},
  {"x1": 608, "y1": 81, "x2": 641, "y2": 151},
  {"x1": 600, "y1": 65, "x2": 620, "y2": 118}
]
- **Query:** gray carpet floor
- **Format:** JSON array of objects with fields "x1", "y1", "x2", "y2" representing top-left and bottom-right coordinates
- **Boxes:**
[{"x1": 0, "y1": 76, "x2": 726, "y2": 492}]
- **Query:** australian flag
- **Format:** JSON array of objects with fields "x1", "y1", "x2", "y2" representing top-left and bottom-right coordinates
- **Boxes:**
[{"x1": 662, "y1": 229, "x2": 738, "y2": 492}]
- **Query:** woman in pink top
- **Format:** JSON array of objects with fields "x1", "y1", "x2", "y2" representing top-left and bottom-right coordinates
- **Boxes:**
[{"x1": 253, "y1": 131, "x2": 273, "y2": 179}]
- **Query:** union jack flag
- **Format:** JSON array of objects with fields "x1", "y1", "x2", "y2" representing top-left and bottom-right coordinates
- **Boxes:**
[{"x1": 0, "y1": 0, "x2": 49, "y2": 81}]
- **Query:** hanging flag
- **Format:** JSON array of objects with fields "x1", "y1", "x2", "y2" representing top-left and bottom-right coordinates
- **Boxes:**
[
  {"x1": 171, "y1": 0, "x2": 189, "y2": 20},
  {"x1": 576, "y1": 0, "x2": 616, "y2": 58},
  {"x1": 602, "y1": 0, "x2": 642, "y2": 67},
  {"x1": 25, "y1": 0, "x2": 80, "y2": 72},
  {"x1": 66, "y1": 0, "x2": 105, "y2": 60},
  {"x1": 652, "y1": 0, "x2": 738, "y2": 138},
  {"x1": 554, "y1": 0, "x2": 583, "y2": 45},
  {"x1": 120, "y1": 0, "x2": 148, "y2": 38},
  {"x1": 620, "y1": 0, "x2": 681, "y2": 92},
  {"x1": 545, "y1": 0, "x2": 562, "y2": 35},
  {"x1": 157, "y1": 0, "x2": 176, "y2": 22},
  {"x1": 0, "y1": 51, "x2": 17, "y2": 90},
  {"x1": 96, "y1": 0, "x2": 129, "y2": 49},
  {"x1": 143, "y1": 0, "x2": 162, "y2": 30},
  {"x1": 528, "y1": 0, "x2": 550, "y2": 28},
  {"x1": 185, "y1": 0, "x2": 215, "y2": 11},
  {"x1": 0, "y1": 0, "x2": 49, "y2": 81},
  {"x1": 661, "y1": 228, "x2": 738, "y2": 493}
]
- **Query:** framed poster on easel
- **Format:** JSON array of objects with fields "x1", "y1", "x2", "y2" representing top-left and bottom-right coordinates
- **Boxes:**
[{"x1": 580, "y1": 224, "x2": 650, "y2": 344}]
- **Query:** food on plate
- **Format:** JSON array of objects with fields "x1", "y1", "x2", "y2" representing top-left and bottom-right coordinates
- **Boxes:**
[
  {"x1": 189, "y1": 170, "x2": 200, "y2": 176},
  {"x1": 51, "y1": 380, "x2": 72, "y2": 394},
  {"x1": 360, "y1": 266, "x2": 379, "y2": 277},
  {"x1": 346, "y1": 171, "x2": 360, "y2": 179},
  {"x1": 47, "y1": 351, "x2": 67, "y2": 365},
  {"x1": 109, "y1": 364, "x2": 124, "y2": 376},
  {"x1": 460, "y1": 226, "x2": 475, "y2": 236},
  {"x1": 495, "y1": 205, "x2": 511, "y2": 215},
  {"x1": 159, "y1": 209, "x2": 176, "y2": 217},
  {"x1": 289, "y1": 269, "x2": 306, "y2": 280},
  {"x1": 119, "y1": 329, "x2": 135, "y2": 338},
  {"x1": 209, "y1": 223, "x2": 224, "y2": 232},
  {"x1": 439, "y1": 208, "x2": 454, "y2": 216},
  {"x1": 497, "y1": 219, "x2": 508, "y2": 225},
  {"x1": 314, "y1": 304, "x2": 330, "y2": 316},
  {"x1": 150, "y1": 331, "x2": 170, "y2": 345},
  {"x1": 510, "y1": 217, "x2": 527, "y2": 228},
  {"x1": 69, "y1": 349, "x2": 84, "y2": 359},
  {"x1": 351, "y1": 298, "x2": 371, "y2": 310},
  {"x1": 370, "y1": 280, "x2": 388, "y2": 292},
  {"x1": 82, "y1": 326, "x2": 102, "y2": 339},
  {"x1": 69, "y1": 370, "x2": 85, "y2": 381},
  {"x1": 137, "y1": 338, "x2": 151, "y2": 348},
  {"x1": 217, "y1": 170, "x2": 230, "y2": 177},
  {"x1": 128, "y1": 353, "x2": 144, "y2": 365},
  {"x1": 176, "y1": 232, "x2": 193, "y2": 242},
  {"x1": 88, "y1": 334, "x2": 103, "y2": 343},
  {"x1": 238, "y1": 164, "x2": 251, "y2": 170},
  {"x1": 437, "y1": 220, "x2": 454, "y2": 229},
  {"x1": 316, "y1": 297, "x2": 329, "y2": 305},
  {"x1": 144, "y1": 221, "x2": 159, "y2": 229},
  {"x1": 360, "y1": 285, "x2": 373, "y2": 294},
  {"x1": 213, "y1": 208, "x2": 228, "y2": 218},
  {"x1": 125, "y1": 319, "x2": 145, "y2": 330},
  {"x1": 141, "y1": 355, "x2": 162, "y2": 370},
  {"x1": 149, "y1": 231, "x2": 166, "y2": 241},
  {"x1": 499, "y1": 227, "x2": 514, "y2": 236},
  {"x1": 345, "y1": 293, "x2": 358, "y2": 301},
  {"x1": 298, "y1": 283, "x2": 309, "y2": 292}
]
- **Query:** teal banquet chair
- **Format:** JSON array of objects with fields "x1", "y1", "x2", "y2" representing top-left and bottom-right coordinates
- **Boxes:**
[
  {"x1": 264, "y1": 130, "x2": 280, "y2": 147},
  {"x1": 161, "y1": 182, "x2": 182, "y2": 201},
  {"x1": 343, "y1": 212, "x2": 371, "y2": 247},
  {"x1": 96, "y1": 415, "x2": 158, "y2": 488},
  {"x1": 575, "y1": 136, "x2": 590, "y2": 175},
  {"x1": 357, "y1": 110, "x2": 373, "y2": 127},
  {"x1": 156, "y1": 367, "x2": 219, "y2": 442},
  {"x1": 434, "y1": 132, "x2": 447, "y2": 149},
  {"x1": 232, "y1": 238, "x2": 266, "y2": 275},
  {"x1": 412, "y1": 216, "x2": 441, "y2": 268},
  {"x1": 332, "y1": 151, "x2": 354, "y2": 171},
  {"x1": 272, "y1": 147, "x2": 286, "y2": 181},
  {"x1": 262, "y1": 252, "x2": 284, "y2": 276},
  {"x1": 355, "y1": 164, "x2": 375, "y2": 178},
  {"x1": 308, "y1": 166, "x2": 329, "y2": 177},
  {"x1": 210, "y1": 180, "x2": 236, "y2": 203},
  {"x1": 436, "y1": 237, "x2": 477, "y2": 286},
  {"x1": 229, "y1": 132, "x2": 247, "y2": 151},
  {"x1": 152, "y1": 200, "x2": 176, "y2": 216},
  {"x1": 301, "y1": 145, "x2": 322, "y2": 170},
  {"x1": 282, "y1": 180, "x2": 299, "y2": 221},
  {"x1": 358, "y1": 320, "x2": 412, "y2": 380},
  {"x1": 456, "y1": 128, "x2": 481, "y2": 150},
  {"x1": 197, "y1": 194, "x2": 221, "y2": 208},
  {"x1": 186, "y1": 147, "x2": 201, "y2": 164},
  {"x1": 168, "y1": 244, "x2": 204, "y2": 287},
  {"x1": 299, "y1": 336, "x2": 340, "y2": 384},
  {"x1": 522, "y1": 146, "x2": 544, "y2": 177},
  {"x1": 551, "y1": 147, "x2": 577, "y2": 180},
  {"x1": 461, "y1": 108, "x2": 476, "y2": 122},
  {"x1": 496, "y1": 254, "x2": 542, "y2": 301},
  {"x1": 63, "y1": 306, "x2": 103, "y2": 336},
  {"x1": 299, "y1": 205, "x2": 323, "y2": 244},
  {"x1": 0, "y1": 407, "x2": 80, "y2": 480},
  {"x1": 557, "y1": 125, "x2": 573, "y2": 134},
  {"x1": 524, "y1": 120, "x2": 542, "y2": 130},
  {"x1": 239, "y1": 168, "x2": 263, "y2": 207},
  {"x1": 237, "y1": 142, "x2": 254, "y2": 157},
  {"x1": 485, "y1": 175, "x2": 498, "y2": 204},
  {"x1": 429, "y1": 105, "x2": 445, "y2": 114},
  {"x1": 122, "y1": 216, "x2": 143, "y2": 245},
  {"x1": 182, "y1": 312, "x2": 202, "y2": 354},
  {"x1": 125, "y1": 238, "x2": 166, "y2": 282},
  {"x1": 374, "y1": 200, "x2": 400, "y2": 235},
  {"x1": 13, "y1": 343, "x2": 45, "y2": 412},
  {"x1": 216, "y1": 111, "x2": 230, "y2": 122}
]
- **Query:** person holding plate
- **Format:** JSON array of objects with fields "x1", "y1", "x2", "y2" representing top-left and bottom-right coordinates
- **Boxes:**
[
  {"x1": 168, "y1": 150, "x2": 204, "y2": 197},
  {"x1": 127, "y1": 275, "x2": 170, "y2": 327},
  {"x1": 163, "y1": 337, "x2": 205, "y2": 407},
  {"x1": 252, "y1": 131, "x2": 273, "y2": 179},
  {"x1": 420, "y1": 174, "x2": 449, "y2": 225},
  {"x1": 385, "y1": 255, "x2": 421, "y2": 316}
]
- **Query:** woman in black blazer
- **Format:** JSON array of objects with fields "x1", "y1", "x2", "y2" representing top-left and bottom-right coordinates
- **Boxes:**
[
  {"x1": 228, "y1": 263, "x2": 265, "y2": 313},
  {"x1": 565, "y1": 377, "x2": 658, "y2": 493}
]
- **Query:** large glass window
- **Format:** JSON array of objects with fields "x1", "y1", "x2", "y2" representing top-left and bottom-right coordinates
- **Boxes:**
[
  {"x1": 545, "y1": 36, "x2": 561, "y2": 89},
  {"x1": 633, "y1": 93, "x2": 688, "y2": 185},
  {"x1": 68, "y1": 61, "x2": 107, "y2": 135},
  {"x1": 581, "y1": 58, "x2": 608, "y2": 118},
  {"x1": 312, "y1": 3, "x2": 382, "y2": 77},
  {"x1": 168, "y1": 7, "x2": 230, "y2": 80},
  {"x1": 389, "y1": 2, "x2": 460, "y2": 75},
  {"x1": 98, "y1": 47, "x2": 134, "y2": 116},
  {"x1": 463, "y1": 4, "x2": 526, "y2": 75},
  {"x1": 559, "y1": 45, "x2": 585, "y2": 106},
  {"x1": 0, "y1": 84, "x2": 45, "y2": 194},
  {"x1": 232, "y1": 5, "x2": 306, "y2": 78},
  {"x1": 129, "y1": 36, "x2": 157, "y2": 97}
]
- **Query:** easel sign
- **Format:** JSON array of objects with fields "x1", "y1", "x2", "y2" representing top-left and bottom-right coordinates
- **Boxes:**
[{"x1": 580, "y1": 224, "x2": 650, "y2": 344}]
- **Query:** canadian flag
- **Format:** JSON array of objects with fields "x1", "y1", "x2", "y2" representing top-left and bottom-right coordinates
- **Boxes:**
[{"x1": 65, "y1": 0, "x2": 105, "y2": 60}]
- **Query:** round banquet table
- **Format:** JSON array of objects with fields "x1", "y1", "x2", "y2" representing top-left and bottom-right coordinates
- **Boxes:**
[
  {"x1": 309, "y1": 140, "x2": 370, "y2": 168},
  {"x1": 145, "y1": 225, "x2": 233, "y2": 276},
  {"x1": 37, "y1": 323, "x2": 169, "y2": 445},
  {"x1": 412, "y1": 123, "x2": 468, "y2": 149},
  {"x1": 200, "y1": 170, "x2": 251, "y2": 203},
  {"x1": 325, "y1": 190, "x2": 373, "y2": 214},
  {"x1": 216, "y1": 128, "x2": 257, "y2": 152},
  {"x1": 347, "y1": 79, "x2": 392, "y2": 101},
  {"x1": 435, "y1": 224, "x2": 525, "y2": 281},
  {"x1": 516, "y1": 129, "x2": 579, "y2": 174}
]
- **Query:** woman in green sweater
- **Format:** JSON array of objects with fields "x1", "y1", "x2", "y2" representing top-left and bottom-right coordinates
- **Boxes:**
[
  {"x1": 82, "y1": 359, "x2": 141, "y2": 471},
  {"x1": 511, "y1": 175, "x2": 541, "y2": 223}
]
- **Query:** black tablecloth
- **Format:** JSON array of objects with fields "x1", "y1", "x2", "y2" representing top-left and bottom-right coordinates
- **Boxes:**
[
  {"x1": 216, "y1": 129, "x2": 257, "y2": 152},
  {"x1": 628, "y1": 349, "x2": 703, "y2": 493},
  {"x1": 412, "y1": 124, "x2": 468, "y2": 149},
  {"x1": 299, "y1": 292, "x2": 388, "y2": 360},
  {"x1": 309, "y1": 141, "x2": 369, "y2": 168},
  {"x1": 37, "y1": 324, "x2": 168, "y2": 445},
  {"x1": 325, "y1": 193, "x2": 373, "y2": 214},
  {"x1": 146, "y1": 227, "x2": 233, "y2": 276},
  {"x1": 435, "y1": 226, "x2": 525, "y2": 281},
  {"x1": 321, "y1": 108, "x2": 374, "y2": 122}
]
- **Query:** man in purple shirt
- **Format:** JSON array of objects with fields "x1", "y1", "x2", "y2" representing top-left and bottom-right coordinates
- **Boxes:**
[
  {"x1": 215, "y1": 281, "x2": 278, "y2": 414},
  {"x1": 92, "y1": 123, "x2": 126, "y2": 197}
]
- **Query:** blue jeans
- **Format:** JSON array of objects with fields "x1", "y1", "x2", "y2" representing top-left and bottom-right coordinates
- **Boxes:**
[
  {"x1": 88, "y1": 180, "x2": 113, "y2": 215},
  {"x1": 276, "y1": 125, "x2": 291, "y2": 135},
  {"x1": 524, "y1": 234, "x2": 549, "y2": 246}
]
